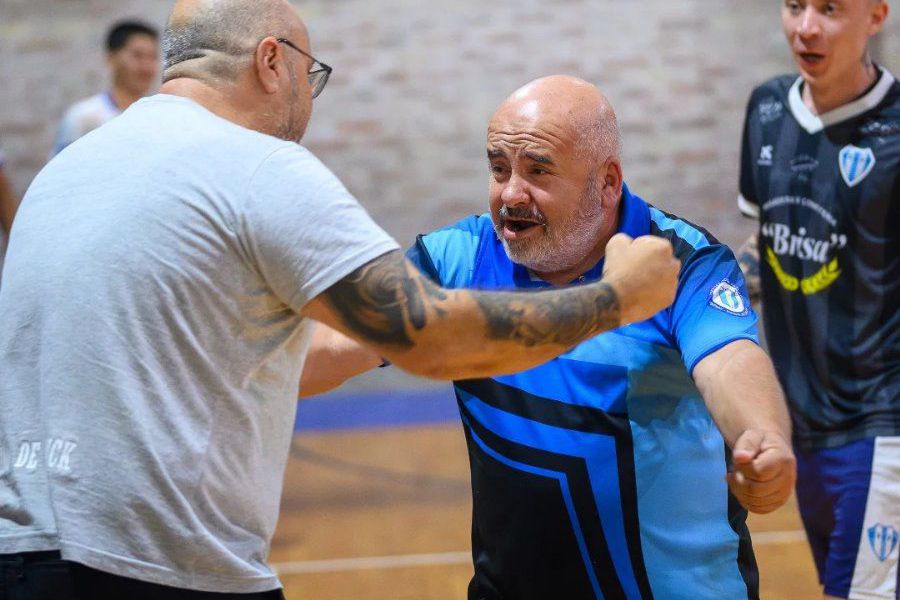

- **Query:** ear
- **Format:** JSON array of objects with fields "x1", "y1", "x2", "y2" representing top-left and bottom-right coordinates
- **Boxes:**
[
  {"x1": 869, "y1": 1, "x2": 889, "y2": 36},
  {"x1": 254, "y1": 36, "x2": 284, "y2": 95},
  {"x1": 599, "y1": 158, "x2": 624, "y2": 206}
]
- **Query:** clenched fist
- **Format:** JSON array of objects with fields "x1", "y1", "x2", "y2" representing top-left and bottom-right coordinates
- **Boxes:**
[
  {"x1": 602, "y1": 233, "x2": 681, "y2": 326},
  {"x1": 727, "y1": 429, "x2": 797, "y2": 514}
]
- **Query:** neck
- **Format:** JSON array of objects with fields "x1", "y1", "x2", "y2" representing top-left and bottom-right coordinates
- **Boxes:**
[
  {"x1": 109, "y1": 86, "x2": 144, "y2": 111},
  {"x1": 159, "y1": 78, "x2": 261, "y2": 133},
  {"x1": 802, "y1": 60, "x2": 878, "y2": 115}
]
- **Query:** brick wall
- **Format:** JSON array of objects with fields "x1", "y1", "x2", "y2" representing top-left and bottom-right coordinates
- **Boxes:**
[
  {"x1": 1, "y1": 1, "x2": 897, "y2": 389},
  {"x1": 3, "y1": 1, "x2": 898, "y2": 247}
]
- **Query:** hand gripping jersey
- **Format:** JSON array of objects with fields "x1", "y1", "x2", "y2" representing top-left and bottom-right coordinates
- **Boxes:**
[
  {"x1": 409, "y1": 185, "x2": 761, "y2": 600},
  {"x1": 738, "y1": 68, "x2": 900, "y2": 450}
]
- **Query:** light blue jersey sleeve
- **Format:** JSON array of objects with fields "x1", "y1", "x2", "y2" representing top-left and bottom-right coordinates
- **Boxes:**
[
  {"x1": 405, "y1": 214, "x2": 486, "y2": 288},
  {"x1": 671, "y1": 244, "x2": 759, "y2": 373}
]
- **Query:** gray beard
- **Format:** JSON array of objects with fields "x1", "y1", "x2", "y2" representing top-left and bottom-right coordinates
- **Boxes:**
[{"x1": 496, "y1": 176, "x2": 606, "y2": 274}]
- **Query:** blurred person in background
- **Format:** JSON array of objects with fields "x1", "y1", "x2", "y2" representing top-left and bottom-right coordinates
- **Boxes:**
[
  {"x1": 49, "y1": 19, "x2": 159, "y2": 158},
  {"x1": 735, "y1": 1, "x2": 898, "y2": 599},
  {"x1": 301, "y1": 75, "x2": 797, "y2": 600}
]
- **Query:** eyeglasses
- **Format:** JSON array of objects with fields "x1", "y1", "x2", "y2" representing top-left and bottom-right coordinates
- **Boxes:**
[{"x1": 276, "y1": 38, "x2": 332, "y2": 99}]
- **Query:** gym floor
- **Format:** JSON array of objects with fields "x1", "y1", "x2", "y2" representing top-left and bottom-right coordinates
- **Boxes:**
[{"x1": 270, "y1": 390, "x2": 819, "y2": 599}]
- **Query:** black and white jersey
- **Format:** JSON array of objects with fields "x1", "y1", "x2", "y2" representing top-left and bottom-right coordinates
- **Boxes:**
[{"x1": 738, "y1": 67, "x2": 900, "y2": 450}]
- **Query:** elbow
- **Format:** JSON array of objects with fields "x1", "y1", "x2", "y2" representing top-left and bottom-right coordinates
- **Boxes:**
[
  {"x1": 388, "y1": 347, "x2": 504, "y2": 381},
  {"x1": 390, "y1": 351, "x2": 456, "y2": 380}
]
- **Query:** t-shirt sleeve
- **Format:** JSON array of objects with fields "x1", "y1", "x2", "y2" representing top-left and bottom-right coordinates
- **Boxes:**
[
  {"x1": 241, "y1": 145, "x2": 400, "y2": 313},
  {"x1": 671, "y1": 244, "x2": 760, "y2": 374},
  {"x1": 737, "y1": 95, "x2": 760, "y2": 219}
]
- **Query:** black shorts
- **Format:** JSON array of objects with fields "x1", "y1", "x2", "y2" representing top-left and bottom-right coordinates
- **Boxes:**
[{"x1": 0, "y1": 552, "x2": 285, "y2": 600}]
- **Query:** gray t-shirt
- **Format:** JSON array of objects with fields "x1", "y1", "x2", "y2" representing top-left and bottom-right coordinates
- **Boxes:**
[{"x1": 0, "y1": 94, "x2": 398, "y2": 592}]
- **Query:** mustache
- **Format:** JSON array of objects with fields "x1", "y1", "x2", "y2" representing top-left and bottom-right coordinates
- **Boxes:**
[{"x1": 498, "y1": 204, "x2": 547, "y2": 226}]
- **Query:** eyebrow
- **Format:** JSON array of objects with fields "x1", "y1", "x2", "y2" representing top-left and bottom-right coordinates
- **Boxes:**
[
  {"x1": 486, "y1": 148, "x2": 555, "y2": 164},
  {"x1": 524, "y1": 151, "x2": 554, "y2": 165}
]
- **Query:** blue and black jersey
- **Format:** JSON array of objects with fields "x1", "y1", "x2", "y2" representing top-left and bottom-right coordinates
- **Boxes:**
[
  {"x1": 738, "y1": 68, "x2": 900, "y2": 450},
  {"x1": 408, "y1": 185, "x2": 761, "y2": 600}
]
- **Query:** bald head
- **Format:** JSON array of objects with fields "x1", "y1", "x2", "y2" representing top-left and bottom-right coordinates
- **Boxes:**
[
  {"x1": 162, "y1": 0, "x2": 305, "y2": 84},
  {"x1": 492, "y1": 75, "x2": 620, "y2": 164}
]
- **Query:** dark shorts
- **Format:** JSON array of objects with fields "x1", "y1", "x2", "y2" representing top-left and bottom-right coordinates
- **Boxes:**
[
  {"x1": 795, "y1": 437, "x2": 900, "y2": 599},
  {"x1": 0, "y1": 552, "x2": 285, "y2": 600}
]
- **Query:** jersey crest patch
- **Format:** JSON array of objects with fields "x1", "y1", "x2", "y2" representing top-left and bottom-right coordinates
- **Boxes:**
[
  {"x1": 867, "y1": 523, "x2": 899, "y2": 562},
  {"x1": 709, "y1": 280, "x2": 748, "y2": 316},
  {"x1": 839, "y1": 145, "x2": 876, "y2": 188}
]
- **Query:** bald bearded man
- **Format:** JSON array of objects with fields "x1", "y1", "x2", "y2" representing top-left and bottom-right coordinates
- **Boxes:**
[
  {"x1": 0, "y1": 2, "x2": 681, "y2": 599},
  {"x1": 301, "y1": 76, "x2": 797, "y2": 600}
]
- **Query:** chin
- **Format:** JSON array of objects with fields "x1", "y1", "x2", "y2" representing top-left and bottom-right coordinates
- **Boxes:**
[{"x1": 503, "y1": 244, "x2": 575, "y2": 274}]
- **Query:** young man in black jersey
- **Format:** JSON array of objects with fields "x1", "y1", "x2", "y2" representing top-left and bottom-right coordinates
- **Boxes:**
[{"x1": 737, "y1": 1, "x2": 898, "y2": 599}]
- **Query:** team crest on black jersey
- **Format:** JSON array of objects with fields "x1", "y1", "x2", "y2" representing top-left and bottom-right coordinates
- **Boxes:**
[{"x1": 839, "y1": 144, "x2": 876, "y2": 187}]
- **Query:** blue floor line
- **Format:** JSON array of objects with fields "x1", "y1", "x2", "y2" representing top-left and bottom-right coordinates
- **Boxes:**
[{"x1": 294, "y1": 386, "x2": 459, "y2": 433}]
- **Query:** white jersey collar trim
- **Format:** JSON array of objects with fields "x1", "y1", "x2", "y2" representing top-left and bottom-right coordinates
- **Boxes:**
[{"x1": 788, "y1": 67, "x2": 896, "y2": 134}]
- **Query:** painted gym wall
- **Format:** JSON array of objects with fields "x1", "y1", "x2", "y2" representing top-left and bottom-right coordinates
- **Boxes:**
[{"x1": 2, "y1": 0, "x2": 897, "y2": 389}]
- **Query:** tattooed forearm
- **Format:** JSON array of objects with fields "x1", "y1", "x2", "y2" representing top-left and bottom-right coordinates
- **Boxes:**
[
  {"x1": 324, "y1": 251, "x2": 447, "y2": 349},
  {"x1": 737, "y1": 233, "x2": 761, "y2": 302},
  {"x1": 474, "y1": 282, "x2": 620, "y2": 347},
  {"x1": 325, "y1": 250, "x2": 620, "y2": 359}
]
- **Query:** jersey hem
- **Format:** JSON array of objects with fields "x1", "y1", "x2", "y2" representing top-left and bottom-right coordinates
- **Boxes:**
[
  {"x1": 58, "y1": 540, "x2": 282, "y2": 594},
  {"x1": 686, "y1": 335, "x2": 759, "y2": 376},
  {"x1": 0, "y1": 532, "x2": 60, "y2": 553}
]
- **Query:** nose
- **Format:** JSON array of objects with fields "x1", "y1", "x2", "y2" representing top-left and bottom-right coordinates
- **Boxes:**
[
  {"x1": 500, "y1": 172, "x2": 531, "y2": 207},
  {"x1": 796, "y1": 7, "x2": 822, "y2": 39}
]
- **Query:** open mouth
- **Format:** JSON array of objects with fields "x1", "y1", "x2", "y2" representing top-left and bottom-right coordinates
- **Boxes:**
[
  {"x1": 504, "y1": 218, "x2": 543, "y2": 233},
  {"x1": 798, "y1": 52, "x2": 825, "y2": 65}
]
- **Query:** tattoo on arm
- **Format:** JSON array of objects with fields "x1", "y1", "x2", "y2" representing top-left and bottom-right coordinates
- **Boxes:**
[
  {"x1": 474, "y1": 283, "x2": 620, "y2": 348},
  {"x1": 324, "y1": 250, "x2": 621, "y2": 353},
  {"x1": 323, "y1": 251, "x2": 447, "y2": 349}
]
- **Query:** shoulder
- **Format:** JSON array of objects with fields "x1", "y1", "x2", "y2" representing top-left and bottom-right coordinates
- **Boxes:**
[
  {"x1": 413, "y1": 213, "x2": 492, "y2": 287},
  {"x1": 743, "y1": 74, "x2": 796, "y2": 119},
  {"x1": 64, "y1": 93, "x2": 113, "y2": 120},
  {"x1": 252, "y1": 144, "x2": 344, "y2": 192},
  {"x1": 870, "y1": 74, "x2": 900, "y2": 121},
  {"x1": 647, "y1": 205, "x2": 745, "y2": 299},
  {"x1": 748, "y1": 74, "x2": 796, "y2": 104},
  {"x1": 648, "y1": 206, "x2": 720, "y2": 264},
  {"x1": 418, "y1": 213, "x2": 491, "y2": 260},
  {"x1": 421, "y1": 214, "x2": 491, "y2": 251}
]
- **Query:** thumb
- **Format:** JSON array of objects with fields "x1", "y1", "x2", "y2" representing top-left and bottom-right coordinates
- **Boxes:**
[
  {"x1": 732, "y1": 429, "x2": 765, "y2": 465},
  {"x1": 605, "y1": 233, "x2": 634, "y2": 257},
  {"x1": 603, "y1": 233, "x2": 633, "y2": 271}
]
